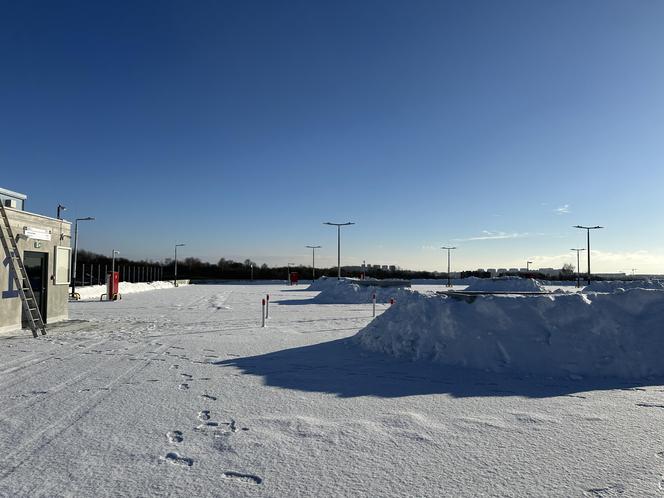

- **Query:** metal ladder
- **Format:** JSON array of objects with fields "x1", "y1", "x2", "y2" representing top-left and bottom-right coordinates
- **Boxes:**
[{"x1": 0, "y1": 202, "x2": 47, "y2": 337}]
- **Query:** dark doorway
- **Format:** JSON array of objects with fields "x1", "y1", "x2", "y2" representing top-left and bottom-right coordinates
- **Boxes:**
[{"x1": 24, "y1": 251, "x2": 48, "y2": 323}]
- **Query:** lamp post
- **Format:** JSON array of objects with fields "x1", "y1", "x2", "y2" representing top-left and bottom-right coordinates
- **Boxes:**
[
  {"x1": 111, "y1": 249, "x2": 119, "y2": 278},
  {"x1": 57, "y1": 204, "x2": 67, "y2": 220},
  {"x1": 70, "y1": 216, "x2": 95, "y2": 298},
  {"x1": 574, "y1": 225, "x2": 603, "y2": 285},
  {"x1": 570, "y1": 248, "x2": 585, "y2": 287},
  {"x1": 324, "y1": 222, "x2": 355, "y2": 279},
  {"x1": 441, "y1": 246, "x2": 457, "y2": 287},
  {"x1": 287, "y1": 263, "x2": 295, "y2": 284},
  {"x1": 174, "y1": 243, "x2": 185, "y2": 287},
  {"x1": 306, "y1": 245, "x2": 321, "y2": 281},
  {"x1": 526, "y1": 261, "x2": 533, "y2": 272},
  {"x1": 250, "y1": 264, "x2": 254, "y2": 281}
]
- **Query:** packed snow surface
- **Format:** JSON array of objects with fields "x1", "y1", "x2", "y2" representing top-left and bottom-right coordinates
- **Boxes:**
[
  {"x1": 72, "y1": 281, "x2": 187, "y2": 300},
  {"x1": 463, "y1": 276, "x2": 547, "y2": 293},
  {"x1": 356, "y1": 288, "x2": 664, "y2": 379},
  {"x1": 310, "y1": 278, "x2": 417, "y2": 304},
  {"x1": 2, "y1": 283, "x2": 664, "y2": 496},
  {"x1": 583, "y1": 279, "x2": 664, "y2": 293}
]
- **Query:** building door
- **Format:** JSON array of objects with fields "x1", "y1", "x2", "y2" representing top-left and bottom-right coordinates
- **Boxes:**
[{"x1": 24, "y1": 251, "x2": 48, "y2": 323}]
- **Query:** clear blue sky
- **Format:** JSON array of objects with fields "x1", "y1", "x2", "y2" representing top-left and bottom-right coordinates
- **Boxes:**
[{"x1": 2, "y1": 1, "x2": 663, "y2": 272}]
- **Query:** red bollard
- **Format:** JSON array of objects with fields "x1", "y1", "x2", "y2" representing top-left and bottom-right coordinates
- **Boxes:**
[
  {"x1": 390, "y1": 298, "x2": 395, "y2": 306},
  {"x1": 261, "y1": 299, "x2": 266, "y2": 327},
  {"x1": 266, "y1": 294, "x2": 270, "y2": 319}
]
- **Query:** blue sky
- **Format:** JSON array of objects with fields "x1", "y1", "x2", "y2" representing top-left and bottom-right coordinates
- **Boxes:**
[{"x1": 1, "y1": 1, "x2": 663, "y2": 272}]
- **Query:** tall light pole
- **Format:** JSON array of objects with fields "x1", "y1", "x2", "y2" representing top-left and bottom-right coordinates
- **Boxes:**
[
  {"x1": 111, "y1": 249, "x2": 120, "y2": 277},
  {"x1": 526, "y1": 261, "x2": 533, "y2": 272},
  {"x1": 70, "y1": 216, "x2": 95, "y2": 298},
  {"x1": 287, "y1": 263, "x2": 295, "y2": 284},
  {"x1": 441, "y1": 246, "x2": 457, "y2": 287},
  {"x1": 174, "y1": 243, "x2": 185, "y2": 287},
  {"x1": 306, "y1": 245, "x2": 321, "y2": 281},
  {"x1": 574, "y1": 225, "x2": 603, "y2": 285},
  {"x1": 57, "y1": 204, "x2": 67, "y2": 220},
  {"x1": 570, "y1": 248, "x2": 585, "y2": 287},
  {"x1": 324, "y1": 222, "x2": 355, "y2": 279}
]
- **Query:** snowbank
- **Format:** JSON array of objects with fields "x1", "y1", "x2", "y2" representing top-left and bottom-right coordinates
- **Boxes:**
[
  {"x1": 464, "y1": 276, "x2": 546, "y2": 293},
  {"x1": 311, "y1": 278, "x2": 417, "y2": 304},
  {"x1": 306, "y1": 276, "x2": 350, "y2": 292},
  {"x1": 72, "y1": 281, "x2": 186, "y2": 301},
  {"x1": 354, "y1": 289, "x2": 664, "y2": 379},
  {"x1": 583, "y1": 280, "x2": 664, "y2": 293}
]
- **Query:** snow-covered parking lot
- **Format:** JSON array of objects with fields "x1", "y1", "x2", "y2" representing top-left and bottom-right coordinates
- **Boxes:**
[{"x1": 2, "y1": 282, "x2": 664, "y2": 497}]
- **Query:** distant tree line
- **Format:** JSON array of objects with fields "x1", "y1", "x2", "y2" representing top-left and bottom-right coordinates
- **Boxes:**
[{"x1": 75, "y1": 250, "x2": 608, "y2": 282}]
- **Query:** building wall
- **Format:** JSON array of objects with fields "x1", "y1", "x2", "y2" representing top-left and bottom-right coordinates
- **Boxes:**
[{"x1": 0, "y1": 208, "x2": 71, "y2": 334}]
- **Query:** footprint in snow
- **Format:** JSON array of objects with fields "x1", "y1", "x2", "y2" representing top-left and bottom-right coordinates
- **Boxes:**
[
  {"x1": 178, "y1": 383, "x2": 189, "y2": 390},
  {"x1": 198, "y1": 410, "x2": 211, "y2": 421},
  {"x1": 167, "y1": 431, "x2": 183, "y2": 443},
  {"x1": 180, "y1": 373, "x2": 193, "y2": 379},
  {"x1": 163, "y1": 452, "x2": 193, "y2": 467},
  {"x1": 202, "y1": 394, "x2": 217, "y2": 401},
  {"x1": 221, "y1": 471, "x2": 262, "y2": 485},
  {"x1": 169, "y1": 364, "x2": 179, "y2": 370}
]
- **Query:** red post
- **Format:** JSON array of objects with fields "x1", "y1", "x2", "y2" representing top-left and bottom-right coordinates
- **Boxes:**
[
  {"x1": 261, "y1": 299, "x2": 266, "y2": 327},
  {"x1": 390, "y1": 298, "x2": 395, "y2": 306}
]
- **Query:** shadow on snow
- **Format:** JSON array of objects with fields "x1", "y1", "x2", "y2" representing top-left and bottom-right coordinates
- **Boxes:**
[{"x1": 214, "y1": 337, "x2": 663, "y2": 399}]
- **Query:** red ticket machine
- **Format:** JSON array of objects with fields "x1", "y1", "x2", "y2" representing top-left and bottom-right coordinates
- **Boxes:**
[
  {"x1": 107, "y1": 271, "x2": 120, "y2": 301},
  {"x1": 290, "y1": 272, "x2": 299, "y2": 285}
]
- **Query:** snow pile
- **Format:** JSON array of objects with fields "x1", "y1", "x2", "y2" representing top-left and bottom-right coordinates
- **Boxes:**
[
  {"x1": 354, "y1": 289, "x2": 664, "y2": 378},
  {"x1": 312, "y1": 279, "x2": 417, "y2": 304},
  {"x1": 463, "y1": 276, "x2": 546, "y2": 293},
  {"x1": 583, "y1": 280, "x2": 664, "y2": 293},
  {"x1": 72, "y1": 281, "x2": 186, "y2": 301},
  {"x1": 307, "y1": 276, "x2": 351, "y2": 292}
]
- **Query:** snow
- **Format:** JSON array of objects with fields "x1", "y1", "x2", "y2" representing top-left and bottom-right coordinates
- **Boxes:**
[
  {"x1": 583, "y1": 279, "x2": 664, "y2": 293},
  {"x1": 309, "y1": 278, "x2": 418, "y2": 304},
  {"x1": 355, "y1": 288, "x2": 664, "y2": 379},
  {"x1": 72, "y1": 280, "x2": 188, "y2": 300},
  {"x1": 463, "y1": 276, "x2": 547, "y2": 293},
  {"x1": 1, "y1": 283, "x2": 664, "y2": 496}
]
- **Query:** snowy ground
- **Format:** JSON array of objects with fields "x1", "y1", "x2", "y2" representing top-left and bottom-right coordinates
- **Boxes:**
[{"x1": 1, "y1": 283, "x2": 664, "y2": 496}]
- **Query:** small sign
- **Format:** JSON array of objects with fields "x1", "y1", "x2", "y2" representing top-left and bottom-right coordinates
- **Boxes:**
[{"x1": 24, "y1": 227, "x2": 51, "y2": 241}]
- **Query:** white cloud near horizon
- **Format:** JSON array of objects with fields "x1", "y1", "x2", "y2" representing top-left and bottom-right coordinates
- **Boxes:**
[
  {"x1": 554, "y1": 204, "x2": 571, "y2": 215},
  {"x1": 454, "y1": 230, "x2": 530, "y2": 242}
]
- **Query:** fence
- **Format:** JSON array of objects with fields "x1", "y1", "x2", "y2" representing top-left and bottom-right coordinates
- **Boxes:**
[{"x1": 74, "y1": 264, "x2": 164, "y2": 287}]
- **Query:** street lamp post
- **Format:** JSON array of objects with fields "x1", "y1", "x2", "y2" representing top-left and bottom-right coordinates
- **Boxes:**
[
  {"x1": 574, "y1": 225, "x2": 603, "y2": 285},
  {"x1": 174, "y1": 243, "x2": 185, "y2": 287},
  {"x1": 70, "y1": 216, "x2": 95, "y2": 298},
  {"x1": 324, "y1": 222, "x2": 355, "y2": 279},
  {"x1": 441, "y1": 246, "x2": 457, "y2": 287},
  {"x1": 570, "y1": 248, "x2": 585, "y2": 287},
  {"x1": 306, "y1": 245, "x2": 321, "y2": 281},
  {"x1": 526, "y1": 261, "x2": 533, "y2": 272},
  {"x1": 287, "y1": 263, "x2": 295, "y2": 284},
  {"x1": 57, "y1": 204, "x2": 67, "y2": 220},
  {"x1": 111, "y1": 249, "x2": 119, "y2": 278}
]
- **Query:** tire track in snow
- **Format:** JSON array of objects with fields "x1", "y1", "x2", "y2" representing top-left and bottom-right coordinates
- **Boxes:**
[
  {"x1": 0, "y1": 337, "x2": 164, "y2": 418},
  {"x1": 0, "y1": 341, "x2": 172, "y2": 483}
]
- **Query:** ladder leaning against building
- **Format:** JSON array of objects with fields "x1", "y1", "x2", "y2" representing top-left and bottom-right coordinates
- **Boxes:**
[{"x1": 0, "y1": 202, "x2": 47, "y2": 337}]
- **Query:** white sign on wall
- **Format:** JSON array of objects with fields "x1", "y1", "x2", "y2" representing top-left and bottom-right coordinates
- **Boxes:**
[{"x1": 24, "y1": 227, "x2": 51, "y2": 241}]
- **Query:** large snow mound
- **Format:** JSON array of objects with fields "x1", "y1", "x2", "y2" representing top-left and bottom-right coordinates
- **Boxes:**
[
  {"x1": 312, "y1": 279, "x2": 417, "y2": 304},
  {"x1": 72, "y1": 281, "x2": 186, "y2": 301},
  {"x1": 583, "y1": 280, "x2": 664, "y2": 293},
  {"x1": 306, "y1": 276, "x2": 350, "y2": 292},
  {"x1": 463, "y1": 276, "x2": 546, "y2": 293},
  {"x1": 354, "y1": 289, "x2": 664, "y2": 379}
]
